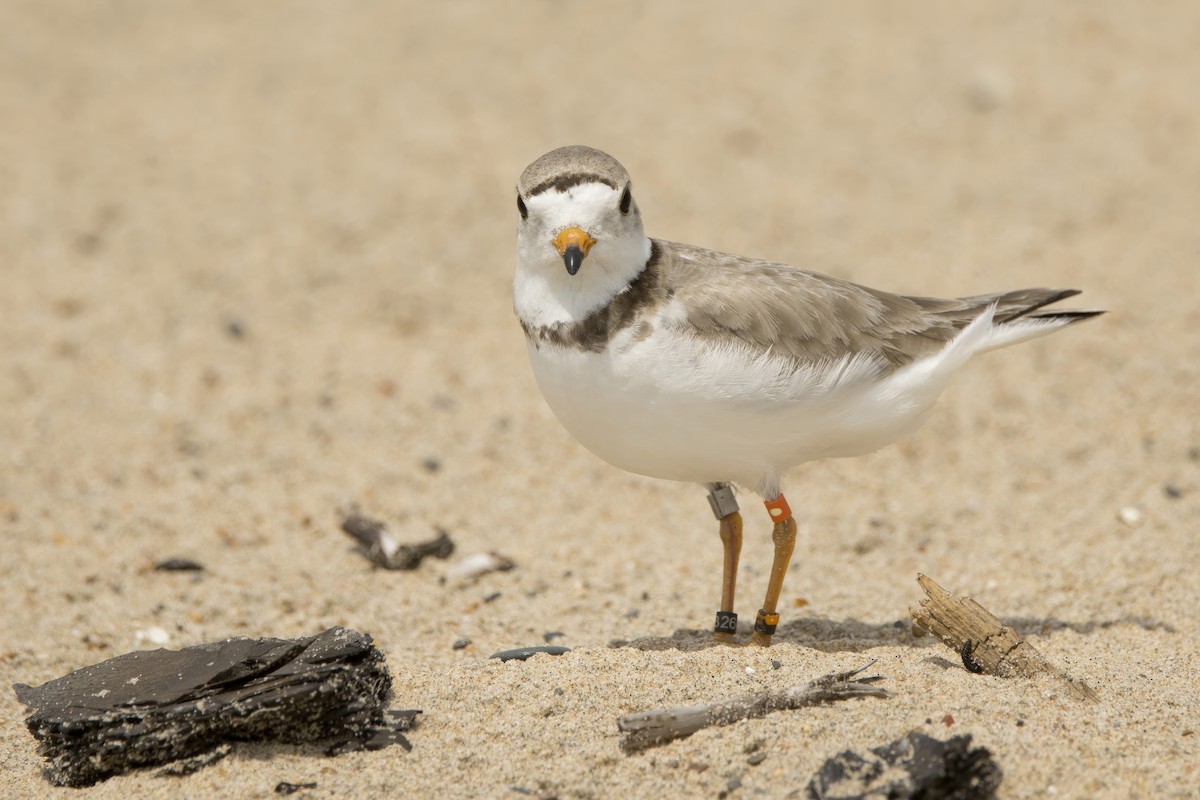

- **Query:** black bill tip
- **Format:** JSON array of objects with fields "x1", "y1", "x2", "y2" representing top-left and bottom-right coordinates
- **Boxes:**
[{"x1": 562, "y1": 246, "x2": 585, "y2": 276}]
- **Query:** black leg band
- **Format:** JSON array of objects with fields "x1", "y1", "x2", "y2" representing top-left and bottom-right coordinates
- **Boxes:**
[{"x1": 714, "y1": 611, "x2": 738, "y2": 633}]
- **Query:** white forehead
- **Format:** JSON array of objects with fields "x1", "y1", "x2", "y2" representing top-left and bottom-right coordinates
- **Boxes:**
[{"x1": 525, "y1": 183, "x2": 622, "y2": 230}]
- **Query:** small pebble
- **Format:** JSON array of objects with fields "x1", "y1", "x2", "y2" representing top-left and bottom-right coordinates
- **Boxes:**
[
  {"x1": 1163, "y1": 484, "x2": 1183, "y2": 499},
  {"x1": 448, "y1": 552, "x2": 516, "y2": 583},
  {"x1": 770, "y1": 660, "x2": 782, "y2": 670},
  {"x1": 135, "y1": 626, "x2": 170, "y2": 646},
  {"x1": 542, "y1": 631, "x2": 566, "y2": 642},
  {"x1": 451, "y1": 638, "x2": 472, "y2": 651},
  {"x1": 224, "y1": 318, "x2": 247, "y2": 339},
  {"x1": 1118, "y1": 507, "x2": 1143, "y2": 527},
  {"x1": 747, "y1": 752, "x2": 767, "y2": 766},
  {"x1": 154, "y1": 558, "x2": 205, "y2": 572},
  {"x1": 490, "y1": 645, "x2": 571, "y2": 662},
  {"x1": 483, "y1": 591, "x2": 502, "y2": 604}
]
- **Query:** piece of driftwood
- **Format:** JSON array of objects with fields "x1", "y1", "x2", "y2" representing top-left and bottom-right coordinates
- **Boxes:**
[
  {"x1": 909, "y1": 574, "x2": 1098, "y2": 702},
  {"x1": 617, "y1": 662, "x2": 887, "y2": 753},
  {"x1": 341, "y1": 514, "x2": 455, "y2": 570},
  {"x1": 14, "y1": 627, "x2": 419, "y2": 786}
]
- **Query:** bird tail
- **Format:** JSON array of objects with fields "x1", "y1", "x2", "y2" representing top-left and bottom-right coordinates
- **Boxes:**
[{"x1": 975, "y1": 288, "x2": 1104, "y2": 353}]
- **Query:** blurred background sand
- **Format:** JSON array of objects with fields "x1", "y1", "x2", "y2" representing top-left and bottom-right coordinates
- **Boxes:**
[{"x1": 2, "y1": 2, "x2": 1197, "y2": 797}]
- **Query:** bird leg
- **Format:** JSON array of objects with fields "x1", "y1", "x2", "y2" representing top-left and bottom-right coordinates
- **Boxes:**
[
  {"x1": 707, "y1": 484, "x2": 742, "y2": 642},
  {"x1": 750, "y1": 494, "x2": 797, "y2": 646}
]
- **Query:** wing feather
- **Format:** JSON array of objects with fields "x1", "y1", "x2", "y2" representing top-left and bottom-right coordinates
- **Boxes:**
[{"x1": 653, "y1": 239, "x2": 1091, "y2": 371}]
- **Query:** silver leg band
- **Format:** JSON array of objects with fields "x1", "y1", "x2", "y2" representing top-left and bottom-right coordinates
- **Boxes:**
[{"x1": 707, "y1": 484, "x2": 740, "y2": 519}]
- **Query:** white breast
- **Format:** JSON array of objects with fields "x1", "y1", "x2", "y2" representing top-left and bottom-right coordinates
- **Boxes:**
[{"x1": 523, "y1": 310, "x2": 991, "y2": 495}]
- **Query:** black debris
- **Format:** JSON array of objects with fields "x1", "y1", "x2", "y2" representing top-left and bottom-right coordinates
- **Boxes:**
[
  {"x1": 14, "y1": 627, "x2": 419, "y2": 787},
  {"x1": 961, "y1": 640, "x2": 985, "y2": 674},
  {"x1": 341, "y1": 513, "x2": 455, "y2": 570},
  {"x1": 452, "y1": 638, "x2": 472, "y2": 650},
  {"x1": 276, "y1": 781, "x2": 318, "y2": 795},
  {"x1": 807, "y1": 731, "x2": 1002, "y2": 800},
  {"x1": 421, "y1": 457, "x2": 442, "y2": 473},
  {"x1": 154, "y1": 558, "x2": 205, "y2": 572},
  {"x1": 490, "y1": 645, "x2": 571, "y2": 662},
  {"x1": 328, "y1": 709, "x2": 419, "y2": 755},
  {"x1": 1164, "y1": 484, "x2": 1183, "y2": 499}
]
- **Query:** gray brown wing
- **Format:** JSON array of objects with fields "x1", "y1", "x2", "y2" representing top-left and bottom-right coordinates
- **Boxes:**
[{"x1": 653, "y1": 239, "x2": 1086, "y2": 370}]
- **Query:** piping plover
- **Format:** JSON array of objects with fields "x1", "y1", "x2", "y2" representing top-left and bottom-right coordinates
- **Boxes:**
[{"x1": 513, "y1": 145, "x2": 1102, "y2": 645}]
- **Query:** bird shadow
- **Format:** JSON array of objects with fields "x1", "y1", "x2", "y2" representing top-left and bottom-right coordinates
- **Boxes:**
[{"x1": 610, "y1": 614, "x2": 1173, "y2": 654}]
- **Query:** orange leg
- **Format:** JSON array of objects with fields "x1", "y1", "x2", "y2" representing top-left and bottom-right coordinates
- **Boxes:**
[
  {"x1": 749, "y1": 494, "x2": 797, "y2": 647},
  {"x1": 708, "y1": 485, "x2": 742, "y2": 642}
]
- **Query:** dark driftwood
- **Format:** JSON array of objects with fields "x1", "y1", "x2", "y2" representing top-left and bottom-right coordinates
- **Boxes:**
[
  {"x1": 15, "y1": 627, "x2": 418, "y2": 786},
  {"x1": 808, "y1": 731, "x2": 1002, "y2": 799},
  {"x1": 617, "y1": 662, "x2": 888, "y2": 752},
  {"x1": 909, "y1": 574, "x2": 1098, "y2": 702}
]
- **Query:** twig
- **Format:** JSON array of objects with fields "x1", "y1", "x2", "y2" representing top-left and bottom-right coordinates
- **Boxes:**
[
  {"x1": 909, "y1": 574, "x2": 1098, "y2": 702},
  {"x1": 340, "y1": 514, "x2": 454, "y2": 570},
  {"x1": 617, "y1": 662, "x2": 888, "y2": 752}
]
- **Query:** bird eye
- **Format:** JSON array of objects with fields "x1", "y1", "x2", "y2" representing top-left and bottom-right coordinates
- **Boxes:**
[
  {"x1": 619, "y1": 186, "x2": 632, "y2": 214},
  {"x1": 517, "y1": 194, "x2": 528, "y2": 220}
]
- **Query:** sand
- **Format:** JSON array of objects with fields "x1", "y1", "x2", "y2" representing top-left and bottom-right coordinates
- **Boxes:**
[{"x1": 2, "y1": 2, "x2": 1198, "y2": 797}]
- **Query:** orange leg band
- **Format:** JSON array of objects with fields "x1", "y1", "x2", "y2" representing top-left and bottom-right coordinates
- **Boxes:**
[{"x1": 764, "y1": 494, "x2": 792, "y2": 522}]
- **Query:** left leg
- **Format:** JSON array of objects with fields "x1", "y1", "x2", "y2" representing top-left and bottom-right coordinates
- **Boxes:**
[{"x1": 749, "y1": 493, "x2": 797, "y2": 646}]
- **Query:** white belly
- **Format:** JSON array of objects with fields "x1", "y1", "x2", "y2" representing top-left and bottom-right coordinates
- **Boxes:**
[{"x1": 525, "y1": 325, "x2": 958, "y2": 493}]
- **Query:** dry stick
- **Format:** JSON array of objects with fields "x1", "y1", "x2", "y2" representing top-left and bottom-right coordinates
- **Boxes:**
[
  {"x1": 909, "y1": 573, "x2": 1098, "y2": 702},
  {"x1": 340, "y1": 514, "x2": 455, "y2": 570},
  {"x1": 617, "y1": 662, "x2": 888, "y2": 753}
]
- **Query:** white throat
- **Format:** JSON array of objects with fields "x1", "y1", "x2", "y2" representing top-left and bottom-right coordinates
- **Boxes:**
[{"x1": 514, "y1": 183, "x2": 652, "y2": 328}]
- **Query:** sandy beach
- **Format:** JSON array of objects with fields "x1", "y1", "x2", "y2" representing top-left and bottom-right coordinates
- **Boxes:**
[{"x1": 2, "y1": 2, "x2": 1198, "y2": 797}]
